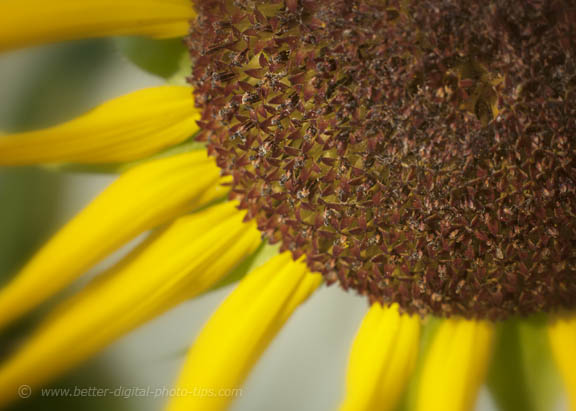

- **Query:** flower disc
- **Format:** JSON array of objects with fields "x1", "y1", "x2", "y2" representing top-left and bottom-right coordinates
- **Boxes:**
[{"x1": 188, "y1": 0, "x2": 576, "y2": 319}]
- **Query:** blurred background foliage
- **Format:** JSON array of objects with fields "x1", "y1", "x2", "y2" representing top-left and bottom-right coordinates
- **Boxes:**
[{"x1": 0, "y1": 39, "x2": 131, "y2": 411}]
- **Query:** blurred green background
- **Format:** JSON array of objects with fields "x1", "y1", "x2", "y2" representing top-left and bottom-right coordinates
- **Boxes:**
[{"x1": 0, "y1": 39, "x2": 134, "y2": 411}]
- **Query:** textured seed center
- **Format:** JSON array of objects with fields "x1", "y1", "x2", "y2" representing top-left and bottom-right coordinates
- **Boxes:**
[{"x1": 188, "y1": 0, "x2": 576, "y2": 319}]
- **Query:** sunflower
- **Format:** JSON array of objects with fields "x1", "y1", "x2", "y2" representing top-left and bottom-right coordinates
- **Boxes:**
[{"x1": 0, "y1": 0, "x2": 575, "y2": 410}]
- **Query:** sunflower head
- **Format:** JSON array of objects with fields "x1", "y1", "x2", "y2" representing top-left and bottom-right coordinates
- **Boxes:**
[
  {"x1": 2, "y1": 1, "x2": 576, "y2": 411},
  {"x1": 188, "y1": 0, "x2": 576, "y2": 320}
]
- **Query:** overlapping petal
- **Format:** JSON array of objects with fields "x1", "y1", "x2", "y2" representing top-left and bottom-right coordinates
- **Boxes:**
[
  {"x1": 548, "y1": 314, "x2": 576, "y2": 410},
  {"x1": 340, "y1": 303, "x2": 420, "y2": 411},
  {"x1": 0, "y1": 150, "x2": 225, "y2": 330},
  {"x1": 416, "y1": 318, "x2": 495, "y2": 411},
  {"x1": 0, "y1": 202, "x2": 261, "y2": 406},
  {"x1": 0, "y1": 0, "x2": 195, "y2": 52},
  {"x1": 0, "y1": 86, "x2": 199, "y2": 165},
  {"x1": 167, "y1": 252, "x2": 322, "y2": 411}
]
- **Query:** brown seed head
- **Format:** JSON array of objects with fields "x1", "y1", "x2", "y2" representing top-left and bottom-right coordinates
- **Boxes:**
[{"x1": 188, "y1": 0, "x2": 576, "y2": 320}]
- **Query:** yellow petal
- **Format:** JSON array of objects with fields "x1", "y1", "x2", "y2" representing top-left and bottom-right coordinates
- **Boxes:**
[
  {"x1": 0, "y1": 150, "x2": 225, "y2": 330},
  {"x1": 340, "y1": 303, "x2": 420, "y2": 411},
  {"x1": 416, "y1": 318, "x2": 495, "y2": 411},
  {"x1": 548, "y1": 314, "x2": 576, "y2": 410},
  {"x1": 0, "y1": 202, "x2": 261, "y2": 406},
  {"x1": 167, "y1": 252, "x2": 322, "y2": 411},
  {"x1": 0, "y1": 86, "x2": 199, "y2": 165},
  {"x1": 0, "y1": 0, "x2": 195, "y2": 52}
]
